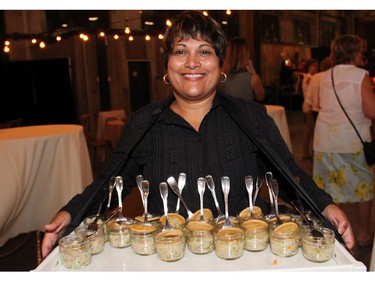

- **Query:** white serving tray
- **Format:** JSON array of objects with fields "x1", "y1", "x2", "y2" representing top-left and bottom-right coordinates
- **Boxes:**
[{"x1": 34, "y1": 239, "x2": 366, "y2": 272}]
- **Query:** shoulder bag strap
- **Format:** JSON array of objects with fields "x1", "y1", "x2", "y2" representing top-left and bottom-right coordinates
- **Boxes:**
[{"x1": 331, "y1": 67, "x2": 365, "y2": 144}]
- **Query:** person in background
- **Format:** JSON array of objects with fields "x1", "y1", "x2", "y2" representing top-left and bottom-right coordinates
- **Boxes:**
[
  {"x1": 301, "y1": 58, "x2": 319, "y2": 160},
  {"x1": 218, "y1": 36, "x2": 265, "y2": 102},
  {"x1": 313, "y1": 34, "x2": 375, "y2": 247},
  {"x1": 305, "y1": 56, "x2": 335, "y2": 122},
  {"x1": 41, "y1": 11, "x2": 354, "y2": 258}
]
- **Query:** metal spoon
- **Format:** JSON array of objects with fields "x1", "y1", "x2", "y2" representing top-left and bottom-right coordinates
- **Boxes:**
[
  {"x1": 221, "y1": 176, "x2": 233, "y2": 229},
  {"x1": 290, "y1": 200, "x2": 324, "y2": 238},
  {"x1": 115, "y1": 176, "x2": 126, "y2": 220},
  {"x1": 176, "y1": 173, "x2": 186, "y2": 214},
  {"x1": 265, "y1": 171, "x2": 276, "y2": 216},
  {"x1": 205, "y1": 175, "x2": 225, "y2": 220},
  {"x1": 105, "y1": 176, "x2": 116, "y2": 214},
  {"x1": 271, "y1": 179, "x2": 283, "y2": 226},
  {"x1": 253, "y1": 175, "x2": 263, "y2": 204},
  {"x1": 136, "y1": 174, "x2": 145, "y2": 208},
  {"x1": 159, "y1": 182, "x2": 173, "y2": 231},
  {"x1": 197, "y1": 177, "x2": 206, "y2": 221},
  {"x1": 166, "y1": 176, "x2": 194, "y2": 219},
  {"x1": 141, "y1": 180, "x2": 151, "y2": 224},
  {"x1": 244, "y1": 175, "x2": 255, "y2": 219}
]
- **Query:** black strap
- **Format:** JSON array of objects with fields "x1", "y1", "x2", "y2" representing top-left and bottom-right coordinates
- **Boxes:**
[
  {"x1": 64, "y1": 98, "x2": 173, "y2": 236},
  {"x1": 217, "y1": 94, "x2": 343, "y2": 244},
  {"x1": 331, "y1": 67, "x2": 365, "y2": 144}
]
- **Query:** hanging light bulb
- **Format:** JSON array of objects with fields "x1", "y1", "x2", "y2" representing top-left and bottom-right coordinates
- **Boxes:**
[
  {"x1": 158, "y1": 34, "x2": 164, "y2": 40},
  {"x1": 31, "y1": 38, "x2": 37, "y2": 44},
  {"x1": 124, "y1": 26, "x2": 130, "y2": 34},
  {"x1": 4, "y1": 45, "x2": 10, "y2": 53},
  {"x1": 99, "y1": 32, "x2": 105, "y2": 37},
  {"x1": 226, "y1": 10, "x2": 231, "y2": 15},
  {"x1": 4, "y1": 40, "x2": 10, "y2": 46},
  {"x1": 128, "y1": 36, "x2": 134, "y2": 41},
  {"x1": 39, "y1": 41, "x2": 46, "y2": 48},
  {"x1": 145, "y1": 35, "x2": 151, "y2": 41},
  {"x1": 56, "y1": 36, "x2": 62, "y2": 41},
  {"x1": 166, "y1": 19, "x2": 172, "y2": 27},
  {"x1": 114, "y1": 34, "x2": 119, "y2": 40}
]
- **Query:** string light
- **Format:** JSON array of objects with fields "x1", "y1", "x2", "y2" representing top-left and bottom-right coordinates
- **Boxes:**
[{"x1": 2, "y1": 11, "x2": 233, "y2": 53}]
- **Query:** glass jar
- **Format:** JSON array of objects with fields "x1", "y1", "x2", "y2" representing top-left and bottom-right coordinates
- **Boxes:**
[
  {"x1": 214, "y1": 226, "x2": 244, "y2": 260},
  {"x1": 155, "y1": 229, "x2": 186, "y2": 262},
  {"x1": 107, "y1": 217, "x2": 134, "y2": 248},
  {"x1": 241, "y1": 219, "x2": 269, "y2": 251},
  {"x1": 269, "y1": 221, "x2": 300, "y2": 257},
  {"x1": 185, "y1": 220, "x2": 214, "y2": 254},
  {"x1": 84, "y1": 214, "x2": 108, "y2": 242},
  {"x1": 74, "y1": 225, "x2": 105, "y2": 255},
  {"x1": 59, "y1": 235, "x2": 92, "y2": 269},
  {"x1": 264, "y1": 213, "x2": 292, "y2": 224},
  {"x1": 129, "y1": 222, "x2": 158, "y2": 255},
  {"x1": 301, "y1": 227, "x2": 335, "y2": 262}
]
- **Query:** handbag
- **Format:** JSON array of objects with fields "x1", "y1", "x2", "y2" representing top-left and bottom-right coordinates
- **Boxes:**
[{"x1": 331, "y1": 68, "x2": 375, "y2": 166}]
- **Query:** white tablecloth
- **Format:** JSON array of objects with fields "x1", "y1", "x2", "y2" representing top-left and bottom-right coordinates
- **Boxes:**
[
  {"x1": 265, "y1": 105, "x2": 293, "y2": 152},
  {"x1": 0, "y1": 125, "x2": 93, "y2": 246},
  {"x1": 96, "y1": 110, "x2": 125, "y2": 141}
]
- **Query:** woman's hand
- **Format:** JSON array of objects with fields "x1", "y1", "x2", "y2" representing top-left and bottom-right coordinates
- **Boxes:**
[
  {"x1": 41, "y1": 211, "x2": 71, "y2": 258},
  {"x1": 323, "y1": 204, "x2": 355, "y2": 251}
]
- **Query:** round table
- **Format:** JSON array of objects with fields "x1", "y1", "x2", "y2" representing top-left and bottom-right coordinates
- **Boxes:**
[
  {"x1": 0, "y1": 125, "x2": 93, "y2": 246},
  {"x1": 265, "y1": 105, "x2": 293, "y2": 152}
]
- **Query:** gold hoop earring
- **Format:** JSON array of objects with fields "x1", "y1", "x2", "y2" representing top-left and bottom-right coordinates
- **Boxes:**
[
  {"x1": 163, "y1": 74, "x2": 170, "y2": 85},
  {"x1": 220, "y1": 72, "x2": 227, "y2": 83}
]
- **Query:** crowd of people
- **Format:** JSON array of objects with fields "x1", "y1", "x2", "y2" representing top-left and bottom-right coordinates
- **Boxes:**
[{"x1": 40, "y1": 11, "x2": 373, "y2": 263}]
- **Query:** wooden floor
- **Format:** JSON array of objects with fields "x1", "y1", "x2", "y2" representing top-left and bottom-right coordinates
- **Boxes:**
[{"x1": 0, "y1": 110, "x2": 373, "y2": 271}]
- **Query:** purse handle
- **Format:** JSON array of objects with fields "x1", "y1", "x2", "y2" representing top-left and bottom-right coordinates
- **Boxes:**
[{"x1": 331, "y1": 67, "x2": 365, "y2": 145}]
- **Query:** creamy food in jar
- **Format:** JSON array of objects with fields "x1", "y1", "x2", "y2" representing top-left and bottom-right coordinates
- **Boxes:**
[
  {"x1": 302, "y1": 227, "x2": 335, "y2": 262},
  {"x1": 186, "y1": 220, "x2": 214, "y2": 254},
  {"x1": 241, "y1": 219, "x2": 269, "y2": 251},
  {"x1": 214, "y1": 227, "x2": 244, "y2": 260},
  {"x1": 159, "y1": 213, "x2": 186, "y2": 229},
  {"x1": 269, "y1": 221, "x2": 300, "y2": 257},
  {"x1": 129, "y1": 223, "x2": 158, "y2": 255},
  {"x1": 107, "y1": 218, "x2": 134, "y2": 248},
  {"x1": 238, "y1": 206, "x2": 263, "y2": 221},
  {"x1": 84, "y1": 215, "x2": 108, "y2": 241},
  {"x1": 155, "y1": 229, "x2": 186, "y2": 262},
  {"x1": 74, "y1": 225, "x2": 105, "y2": 255},
  {"x1": 59, "y1": 235, "x2": 92, "y2": 269}
]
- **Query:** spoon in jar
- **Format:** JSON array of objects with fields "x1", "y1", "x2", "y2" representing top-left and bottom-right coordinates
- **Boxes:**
[
  {"x1": 159, "y1": 182, "x2": 173, "y2": 231},
  {"x1": 265, "y1": 171, "x2": 276, "y2": 217},
  {"x1": 176, "y1": 173, "x2": 186, "y2": 214},
  {"x1": 197, "y1": 177, "x2": 206, "y2": 221},
  {"x1": 270, "y1": 179, "x2": 283, "y2": 226},
  {"x1": 115, "y1": 176, "x2": 126, "y2": 220},
  {"x1": 167, "y1": 176, "x2": 194, "y2": 219},
  {"x1": 141, "y1": 180, "x2": 151, "y2": 225},
  {"x1": 245, "y1": 175, "x2": 255, "y2": 219},
  {"x1": 205, "y1": 175, "x2": 225, "y2": 220},
  {"x1": 221, "y1": 176, "x2": 233, "y2": 229},
  {"x1": 290, "y1": 200, "x2": 324, "y2": 238},
  {"x1": 253, "y1": 175, "x2": 263, "y2": 204}
]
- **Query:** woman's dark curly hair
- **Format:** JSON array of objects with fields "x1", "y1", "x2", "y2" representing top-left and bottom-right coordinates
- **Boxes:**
[
  {"x1": 330, "y1": 34, "x2": 363, "y2": 65},
  {"x1": 162, "y1": 11, "x2": 227, "y2": 68}
]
